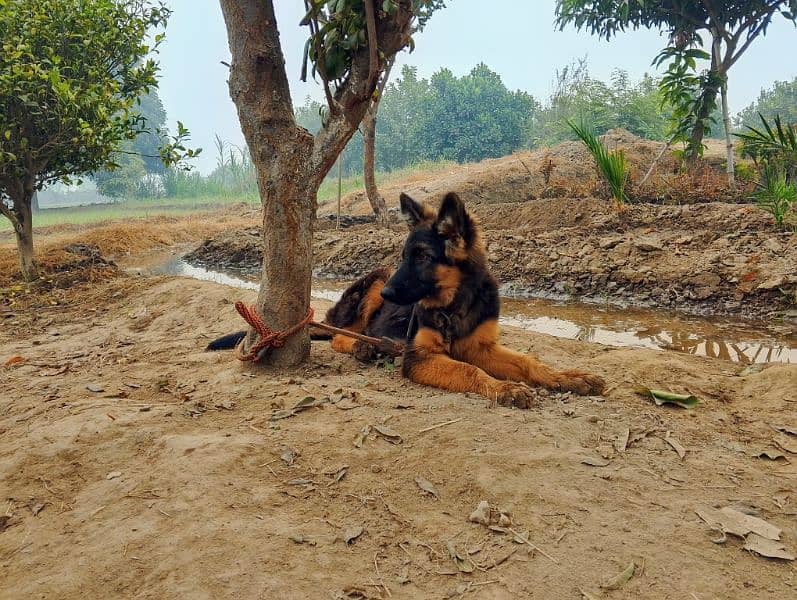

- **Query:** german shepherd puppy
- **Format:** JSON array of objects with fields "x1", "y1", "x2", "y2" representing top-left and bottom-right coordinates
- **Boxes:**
[{"x1": 209, "y1": 192, "x2": 605, "y2": 408}]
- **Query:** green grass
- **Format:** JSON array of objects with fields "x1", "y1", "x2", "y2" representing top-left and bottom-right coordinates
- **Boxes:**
[
  {"x1": 0, "y1": 195, "x2": 258, "y2": 232},
  {"x1": 0, "y1": 160, "x2": 454, "y2": 232},
  {"x1": 567, "y1": 119, "x2": 629, "y2": 205}
]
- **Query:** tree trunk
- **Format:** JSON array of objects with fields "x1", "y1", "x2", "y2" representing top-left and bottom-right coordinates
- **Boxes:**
[
  {"x1": 219, "y1": 0, "x2": 414, "y2": 366},
  {"x1": 720, "y1": 79, "x2": 735, "y2": 188},
  {"x1": 220, "y1": 0, "x2": 315, "y2": 367},
  {"x1": 362, "y1": 105, "x2": 389, "y2": 227},
  {"x1": 247, "y1": 144, "x2": 315, "y2": 367},
  {"x1": 12, "y1": 194, "x2": 38, "y2": 281}
]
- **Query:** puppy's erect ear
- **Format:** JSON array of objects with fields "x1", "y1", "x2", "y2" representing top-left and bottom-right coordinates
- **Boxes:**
[
  {"x1": 399, "y1": 192, "x2": 434, "y2": 229},
  {"x1": 435, "y1": 192, "x2": 477, "y2": 260}
]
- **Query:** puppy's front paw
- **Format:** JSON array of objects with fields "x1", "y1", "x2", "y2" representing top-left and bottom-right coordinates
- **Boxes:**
[
  {"x1": 491, "y1": 381, "x2": 538, "y2": 409},
  {"x1": 352, "y1": 340, "x2": 377, "y2": 363},
  {"x1": 558, "y1": 371, "x2": 606, "y2": 396}
]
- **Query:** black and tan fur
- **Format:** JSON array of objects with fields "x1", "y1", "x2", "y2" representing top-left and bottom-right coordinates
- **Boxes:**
[{"x1": 210, "y1": 192, "x2": 605, "y2": 408}]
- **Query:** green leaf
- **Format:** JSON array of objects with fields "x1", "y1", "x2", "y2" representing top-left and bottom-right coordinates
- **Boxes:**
[{"x1": 634, "y1": 387, "x2": 700, "y2": 409}]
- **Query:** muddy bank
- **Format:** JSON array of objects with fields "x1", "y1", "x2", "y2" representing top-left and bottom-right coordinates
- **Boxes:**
[{"x1": 186, "y1": 198, "x2": 796, "y2": 321}]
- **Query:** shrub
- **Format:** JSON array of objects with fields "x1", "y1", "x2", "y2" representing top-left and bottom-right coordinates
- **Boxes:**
[{"x1": 567, "y1": 119, "x2": 630, "y2": 206}]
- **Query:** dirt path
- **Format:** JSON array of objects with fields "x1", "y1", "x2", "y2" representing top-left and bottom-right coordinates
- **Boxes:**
[{"x1": 2, "y1": 274, "x2": 795, "y2": 599}]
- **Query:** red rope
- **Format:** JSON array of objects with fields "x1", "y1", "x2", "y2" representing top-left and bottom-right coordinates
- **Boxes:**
[{"x1": 233, "y1": 301, "x2": 314, "y2": 362}]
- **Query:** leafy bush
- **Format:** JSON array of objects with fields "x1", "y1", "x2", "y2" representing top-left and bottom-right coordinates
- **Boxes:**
[
  {"x1": 567, "y1": 119, "x2": 629, "y2": 205},
  {"x1": 736, "y1": 114, "x2": 797, "y2": 227},
  {"x1": 753, "y1": 164, "x2": 796, "y2": 228}
]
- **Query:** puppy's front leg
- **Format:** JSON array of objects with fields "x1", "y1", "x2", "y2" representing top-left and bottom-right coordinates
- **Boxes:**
[
  {"x1": 403, "y1": 328, "x2": 536, "y2": 408},
  {"x1": 452, "y1": 320, "x2": 606, "y2": 396}
]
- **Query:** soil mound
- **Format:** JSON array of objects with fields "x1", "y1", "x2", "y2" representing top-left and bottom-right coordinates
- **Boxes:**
[{"x1": 187, "y1": 199, "x2": 796, "y2": 320}]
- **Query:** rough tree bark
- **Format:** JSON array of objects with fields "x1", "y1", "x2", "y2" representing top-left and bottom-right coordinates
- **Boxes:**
[
  {"x1": 15, "y1": 197, "x2": 37, "y2": 281},
  {"x1": 362, "y1": 60, "x2": 394, "y2": 227},
  {"x1": 1, "y1": 175, "x2": 39, "y2": 281},
  {"x1": 219, "y1": 0, "x2": 414, "y2": 367}
]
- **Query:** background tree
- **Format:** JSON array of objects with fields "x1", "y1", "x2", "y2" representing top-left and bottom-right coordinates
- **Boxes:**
[
  {"x1": 0, "y1": 0, "x2": 195, "y2": 281},
  {"x1": 218, "y1": 0, "x2": 440, "y2": 367},
  {"x1": 736, "y1": 77, "x2": 797, "y2": 127},
  {"x1": 533, "y1": 60, "x2": 669, "y2": 146},
  {"x1": 556, "y1": 0, "x2": 797, "y2": 183},
  {"x1": 359, "y1": 1, "x2": 441, "y2": 226}
]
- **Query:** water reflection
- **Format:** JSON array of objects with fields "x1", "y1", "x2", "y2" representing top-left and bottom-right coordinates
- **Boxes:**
[{"x1": 151, "y1": 259, "x2": 795, "y2": 365}]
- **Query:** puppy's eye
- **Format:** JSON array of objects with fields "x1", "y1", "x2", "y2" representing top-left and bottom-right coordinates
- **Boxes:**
[{"x1": 417, "y1": 252, "x2": 432, "y2": 263}]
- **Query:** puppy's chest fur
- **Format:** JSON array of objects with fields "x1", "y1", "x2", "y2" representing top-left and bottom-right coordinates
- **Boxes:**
[{"x1": 415, "y1": 269, "x2": 500, "y2": 345}]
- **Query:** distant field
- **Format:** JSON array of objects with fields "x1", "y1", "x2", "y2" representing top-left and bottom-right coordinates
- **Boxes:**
[{"x1": 0, "y1": 161, "x2": 453, "y2": 231}]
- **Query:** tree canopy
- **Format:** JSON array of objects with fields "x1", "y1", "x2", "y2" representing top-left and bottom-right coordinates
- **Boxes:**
[
  {"x1": 556, "y1": 0, "x2": 797, "y2": 165},
  {"x1": 0, "y1": 0, "x2": 194, "y2": 280}
]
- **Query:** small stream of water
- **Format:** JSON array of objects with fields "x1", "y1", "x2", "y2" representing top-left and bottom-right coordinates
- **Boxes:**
[{"x1": 149, "y1": 258, "x2": 795, "y2": 365}]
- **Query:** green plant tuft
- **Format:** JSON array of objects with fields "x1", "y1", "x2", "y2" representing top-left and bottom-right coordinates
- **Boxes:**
[{"x1": 567, "y1": 119, "x2": 630, "y2": 205}]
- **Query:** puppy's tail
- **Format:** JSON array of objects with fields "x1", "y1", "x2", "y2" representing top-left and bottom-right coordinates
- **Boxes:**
[
  {"x1": 206, "y1": 331, "x2": 246, "y2": 351},
  {"x1": 206, "y1": 328, "x2": 332, "y2": 351}
]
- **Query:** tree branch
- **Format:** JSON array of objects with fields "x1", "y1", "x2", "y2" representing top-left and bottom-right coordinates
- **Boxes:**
[
  {"x1": 0, "y1": 199, "x2": 22, "y2": 233},
  {"x1": 219, "y1": 0, "x2": 297, "y2": 137},
  {"x1": 303, "y1": 0, "x2": 339, "y2": 114},
  {"x1": 364, "y1": 0, "x2": 379, "y2": 96},
  {"x1": 311, "y1": 0, "x2": 414, "y2": 182}
]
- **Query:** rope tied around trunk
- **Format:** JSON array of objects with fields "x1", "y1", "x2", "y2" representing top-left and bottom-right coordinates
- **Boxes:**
[{"x1": 233, "y1": 301, "x2": 314, "y2": 362}]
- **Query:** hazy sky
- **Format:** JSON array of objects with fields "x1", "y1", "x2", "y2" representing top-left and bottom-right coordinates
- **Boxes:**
[{"x1": 157, "y1": 1, "x2": 797, "y2": 173}]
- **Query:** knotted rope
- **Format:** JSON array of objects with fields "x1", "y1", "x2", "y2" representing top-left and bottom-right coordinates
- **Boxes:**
[{"x1": 233, "y1": 301, "x2": 314, "y2": 362}]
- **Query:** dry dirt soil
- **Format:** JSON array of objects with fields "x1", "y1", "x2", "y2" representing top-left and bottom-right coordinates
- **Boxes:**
[
  {"x1": 1, "y1": 270, "x2": 796, "y2": 599},
  {"x1": 1, "y1": 134, "x2": 796, "y2": 598}
]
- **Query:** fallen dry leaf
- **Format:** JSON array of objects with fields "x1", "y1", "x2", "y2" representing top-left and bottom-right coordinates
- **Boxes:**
[
  {"x1": 773, "y1": 434, "x2": 797, "y2": 454},
  {"x1": 329, "y1": 465, "x2": 349, "y2": 485},
  {"x1": 289, "y1": 534, "x2": 317, "y2": 546},
  {"x1": 664, "y1": 433, "x2": 687, "y2": 460},
  {"x1": 106, "y1": 470, "x2": 122, "y2": 480},
  {"x1": 446, "y1": 542, "x2": 473, "y2": 573},
  {"x1": 615, "y1": 427, "x2": 630, "y2": 453},
  {"x1": 755, "y1": 449, "x2": 789, "y2": 462},
  {"x1": 696, "y1": 506, "x2": 782, "y2": 540},
  {"x1": 280, "y1": 449, "x2": 297, "y2": 466},
  {"x1": 3, "y1": 355, "x2": 26, "y2": 367},
  {"x1": 600, "y1": 561, "x2": 635, "y2": 590},
  {"x1": 415, "y1": 476, "x2": 439, "y2": 499},
  {"x1": 469, "y1": 500, "x2": 491, "y2": 525},
  {"x1": 373, "y1": 424, "x2": 403, "y2": 444},
  {"x1": 581, "y1": 456, "x2": 610, "y2": 467},
  {"x1": 353, "y1": 424, "x2": 371, "y2": 448},
  {"x1": 771, "y1": 424, "x2": 797, "y2": 437},
  {"x1": 343, "y1": 525, "x2": 364, "y2": 544},
  {"x1": 27, "y1": 500, "x2": 46, "y2": 516},
  {"x1": 86, "y1": 383, "x2": 105, "y2": 393},
  {"x1": 743, "y1": 533, "x2": 795, "y2": 561}
]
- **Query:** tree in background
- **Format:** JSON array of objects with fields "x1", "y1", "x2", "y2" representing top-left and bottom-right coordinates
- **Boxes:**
[
  {"x1": 422, "y1": 64, "x2": 539, "y2": 163},
  {"x1": 360, "y1": 1, "x2": 442, "y2": 226},
  {"x1": 93, "y1": 88, "x2": 169, "y2": 199},
  {"x1": 736, "y1": 77, "x2": 797, "y2": 128},
  {"x1": 556, "y1": 0, "x2": 797, "y2": 184},
  {"x1": 218, "y1": 0, "x2": 439, "y2": 367},
  {"x1": 0, "y1": 0, "x2": 196, "y2": 281},
  {"x1": 533, "y1": 60, "x2": 670, "y2": 146}
]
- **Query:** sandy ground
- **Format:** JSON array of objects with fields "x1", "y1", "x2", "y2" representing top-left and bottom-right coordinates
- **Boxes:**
[{"x1": 2, "y1": 273, "x2": 796, "y2": 599}]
